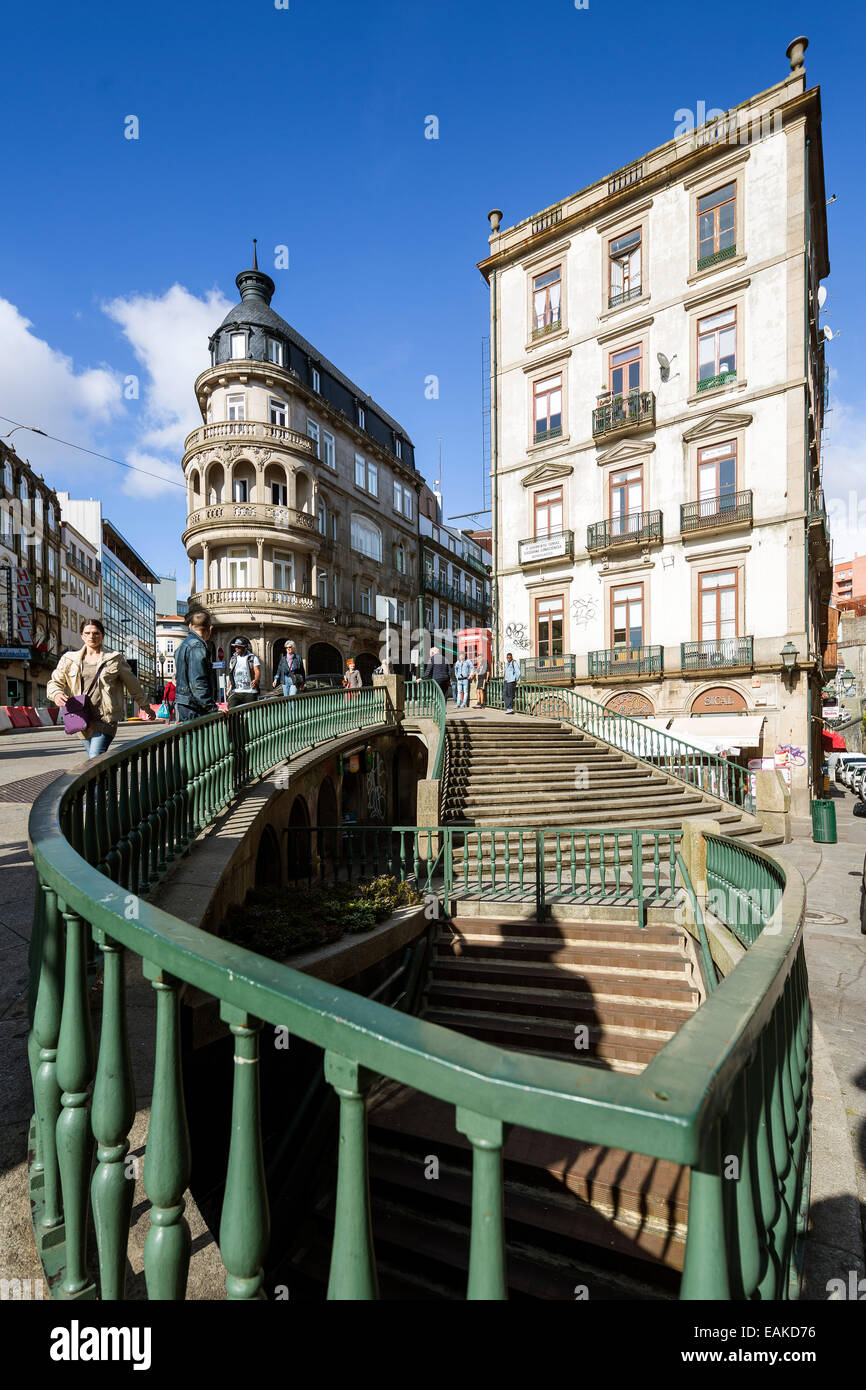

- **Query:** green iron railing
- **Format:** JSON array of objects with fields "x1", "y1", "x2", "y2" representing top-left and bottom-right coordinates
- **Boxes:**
[
  {"x1": 696, "y1": 243, "x2": 737, "y2": 271},
  {"x1": 26, "y1": 689, "x2": 809, "y2": 1302},
  {"x1": 404, "y1": 678, "x2": 447, "y2": 779},
  {"x1": 705, "y1": 833, "x2": 785, "y2": 947},
  {"x1": 291, "y1": 823, "x2": 681, "y2": 923},
  {"x1": 486, "y1": 678, "x2": 754, "y2": 811}
]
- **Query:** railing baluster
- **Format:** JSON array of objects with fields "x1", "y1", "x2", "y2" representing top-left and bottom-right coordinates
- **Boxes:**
[
  {"x1": 680, "y1": 1117, "x2": 730, "y2": 1299},
  {"x1": 456, "y1": 1109, "x2": 508, "y2": 1300},
  {"x1": 143, "y1": 962, "x2": 192, "y2": 1300},
  {"x1": 32, "y1": 884, "x2": 64, "y2": 1237},
  {"x1": 219, "y1": 1007, "x2": 270, "y2": 1299},
  {"x1": 324, "y1": 1053, "x2": 378, "y2": 1299},
  {"x1": 91, "y1": 930, "x2": 135, "y2": 1299},
  {"x1": 55, "y1": 907, "x2": 96, "y2": 1296}
]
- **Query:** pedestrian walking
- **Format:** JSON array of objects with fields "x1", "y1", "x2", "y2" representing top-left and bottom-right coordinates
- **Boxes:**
[
  {"x1": 273, "y1": 640, "x2": 305, "y2": 698},
  {"x1": 226, "y1": 638, "x2": 261, "y2": 709},
  {"x1": 454, "y1": 653, "x2": 474, "y2": 708},
  {"x1": 164, "y1": 678, "x2": 176, "y2": 722},
  {"x1": 174, "y1": 610, "x2": 220, "y2": 723},
  {"x1": 343, "y1": 655, "x2": 362, "y2": 700},
  {"x1": 475, "y1": 653, "x2": 490, "y2": 709},
  {"x1": 48, "y1": 617, "x2": 156, "y2": 759},
  {"x1": 503, "y1": 651, "x2": 520, "y2": 714},
  {"x1": 424, "y1": 646, "x2": 452, "y2": 704}
]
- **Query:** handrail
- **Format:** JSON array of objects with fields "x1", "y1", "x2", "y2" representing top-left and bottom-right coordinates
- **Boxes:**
[
  {"x1": 27, "y1": 691, "x2": 809, "y2": 1301},
  {"x1": 675, "y1": 851, "x2": 717, "y2": 994},
  {"x1": 486, "y1": 678, "x2": 754, "y2": 812},
  {"x1": 404, "y1": 678, "x2": 447, "y2": 780}
]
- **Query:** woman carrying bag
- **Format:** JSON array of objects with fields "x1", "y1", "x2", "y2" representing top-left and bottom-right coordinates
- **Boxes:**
[{"x1": 48, "y1": 618, "x2": 155, "y2": 758}]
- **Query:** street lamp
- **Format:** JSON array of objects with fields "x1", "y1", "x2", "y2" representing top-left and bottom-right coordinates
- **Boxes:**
[{"x1": 780, "y1": 640, "x2": 799, "y2": 691}]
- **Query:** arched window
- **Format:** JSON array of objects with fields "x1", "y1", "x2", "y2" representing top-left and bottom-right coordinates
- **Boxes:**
[
  {"x1": 351, "y1": 514, "x2": 382, "y2": 562},
  {"x1": 2, "y1": 461, "x2": 11, "y2": 494}
]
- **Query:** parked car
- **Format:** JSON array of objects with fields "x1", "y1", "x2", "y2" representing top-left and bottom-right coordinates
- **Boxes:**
[
  {"x1": 841, "y1": 757, "x2": 866, "y2": 789},
  {"x1": 854, "y1": 767, "x2": 866, "y2": 800},
  {"x1": 300, "y1": 673, "x2": 345, "y2": 693},
  {"x1": 834, "y1": 753, "x2": 864, "y2": 784}
]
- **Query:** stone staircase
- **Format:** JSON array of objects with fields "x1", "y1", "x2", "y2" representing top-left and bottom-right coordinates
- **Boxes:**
[{"x1": 442, "y1": 716, "x2": 782, "y2": 847}]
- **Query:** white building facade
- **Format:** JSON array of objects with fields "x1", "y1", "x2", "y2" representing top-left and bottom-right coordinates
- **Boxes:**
[{"x1": 480, "y1": 44, "x2": 831, "y2": 815}]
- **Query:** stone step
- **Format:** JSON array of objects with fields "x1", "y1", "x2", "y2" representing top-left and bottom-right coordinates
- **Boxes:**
[
  {"x1": 445, "y1": 917, "x2": 686, "y2": 945},
  {"x1": 425, "y1": 978, "x2": 695, "y2": 1032},
  {"x1": 423, "y1": 1006, "x2": 675, "y2": 1067},
  {"x1": 430, "y1": 953, "x2": 700, "y2": 1006},
  {"x1": 431, "y1": 935, "x2": 692, "y2": 977}
]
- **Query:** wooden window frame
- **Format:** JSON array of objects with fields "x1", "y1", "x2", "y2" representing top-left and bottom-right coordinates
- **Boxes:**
[
  {"x1": 533, "y1": 486, "x2": 564, "y2": 539},
  {"x1": 532, "y1": 374, "x2": 563, "y2": 440},
  {"x1": 608, "y1": 343, "x2": 642, "y2": 396},
  {"x1": 534, "y1": 593, "x2": 565, "y2": 660},
  {"x1": 697, "y1": 439, "x2": 738, "y2": 499},
  {"x1": 697, "y1": 183, "x2": 736, "y2": 261},
  {"x1": 531, "y1": 265, "x2": 562, "y2": 335},
  {"x1": 610, "y1": 581, "x2": 645, "y2": 649},
  {"x1": 608, "y1": 228, "x2": 642, "y2": 303},
  {"x1": 698, "y1": 567, "x2": 739, "y2": 642},
  {"x1": 608, "y1": 465, "x2": 644, "y2": 525},
  {"x1": 696, "y1": 306, "x2": 737, "y2": 384}
]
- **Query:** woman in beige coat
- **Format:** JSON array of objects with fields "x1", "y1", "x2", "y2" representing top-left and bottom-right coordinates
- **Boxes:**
[{"x1": 48, "y1": 618, "x2": 155, "y2": 759}]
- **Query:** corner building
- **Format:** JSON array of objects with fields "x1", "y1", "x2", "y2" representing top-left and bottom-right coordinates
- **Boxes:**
[
  {"x1": 480, "y1": 43, "x2": 832, "y2": 816},
  {"x1": 182, "y1": 258, "x2": 419, "y2": 684}
]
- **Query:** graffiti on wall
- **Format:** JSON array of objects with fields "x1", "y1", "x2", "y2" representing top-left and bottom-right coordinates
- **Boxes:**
[
  {"x1": 503, "y1": 622, "x2": 530, "y2": 651},
  {"x1": 572, "y1": 595, "x2": 598, "y2": 627}
]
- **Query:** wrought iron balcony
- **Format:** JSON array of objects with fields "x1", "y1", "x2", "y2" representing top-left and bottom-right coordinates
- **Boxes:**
[
  {"x1": 808, "y1": 488, "x2": 827, "y2": 528},
  {"x1": 586, "y1": 510, "x2": 662, "y2": 552},
  {"x1": 681, "y1": 490, "x2": 752, "y2": 535},
  {"x1": 588, "y1": 645, "x2": 663, "y2": 678},
  {"x1": 681, "y1": 637, "x2": 754, "y2": 672},
  {"x1": 591, "y1": 390, "x2": 655, "y2": 440},
  {"x1": 518, "y1": 530, "x2": 574, "y2": 565},
  {"x1": 607, "y1": 284, "x2": 643, "y2": 311},
  {"x1": 519, "y1": 655, "x2": 576, "y2": 682},
  {"x1": 697, "y1": 370, "x2": 737, "y2": 394},
  {"x1": 696, "y1": 243, "x2": 737, "y2": 272},
  {"x1": 533, "y1": 425, "x2": 563, "y2": 445},
  {"x1": 531, "y1": 317, "x2": 562, "y2": 341}
]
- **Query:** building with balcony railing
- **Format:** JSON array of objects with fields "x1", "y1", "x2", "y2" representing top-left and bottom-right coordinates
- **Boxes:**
[
  {"x1": 0, "y1": 441, "x2": 62, "y2": 705},
  {"x1": 479, "y1": 39, "x2": 833, "y2": 815},
  {"x1": 181, "y1": 254, "x2": 420, "y2": 683},
  {"x1": 418, "y1": 485, "x2": 492, "y2": 652}
]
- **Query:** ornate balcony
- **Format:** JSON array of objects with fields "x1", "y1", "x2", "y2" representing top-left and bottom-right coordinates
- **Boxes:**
[
  {"x1": 696, "y1": 370, "x2": 737, "y2": 394},
  {"x1": 586, "y1": 511, "x2": 662, "y2": 553},
  {"x1": 531, "y1": 317, "x2": 562, "y2": 342},
  {"x1": 607, "y1": 284, "x2": 642, "y2": 311},
  {"x1": 588, "y1": 645, "x2": 663, "y2": 678},
  {"x1": 681, "y1": 637, "x2": 754, "y2": 671},
  {"x1": 592, "y1": 390, "x2": 655, "y2": 441},
  {"x1": 184, "y1": 420, "x2": 315, "y2": 457},
  {"x1": 193, "y1": 588, "x2": 321, "y2": 613},
  {"x1": 681, "y1": 490, "x2": 752, "y2": 535},
  {"x1": 520, "y1": 655, "x2": 576, "y2": 682},
  {"x1": 518, "y1": 530, "x2": 574, "y2": 566},
  {"x1": 184, "y1": 501, "x2": 318, "y2": 542},
  {"x1": 696, "y1": 243, "x2": 737, "y2": 272}
]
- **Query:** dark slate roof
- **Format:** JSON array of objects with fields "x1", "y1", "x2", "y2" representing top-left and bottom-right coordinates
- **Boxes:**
[{"x1": 211, "y1": 267, "x2": 415, "y2": 466}]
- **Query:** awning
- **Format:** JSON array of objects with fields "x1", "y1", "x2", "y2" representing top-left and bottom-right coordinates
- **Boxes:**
[
  {"x1": 667, "y1": 715, "x2": 765, "y2": 752},
  {"x1": 823, "y1": 729, "x2": 847, "y2": 751}
]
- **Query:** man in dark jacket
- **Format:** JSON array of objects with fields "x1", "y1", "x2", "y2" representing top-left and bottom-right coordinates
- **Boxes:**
[
  {"x1": 424, "y1": 646, "x2": 452, "y2": 703},
  {"x1": 174, "y1": 610, "x2": 218, "y2": 722}
]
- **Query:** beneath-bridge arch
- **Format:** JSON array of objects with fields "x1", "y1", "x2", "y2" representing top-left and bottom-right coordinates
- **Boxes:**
[
  {"x1": 308, "y1": 641, "x2": 342, "y2": 676},
  {"x1": 254, "y1": 825, "x2": 281, "y2": 888},
  {"x1": 286, "y1": 794, "x2": 311, "y2": 883}
]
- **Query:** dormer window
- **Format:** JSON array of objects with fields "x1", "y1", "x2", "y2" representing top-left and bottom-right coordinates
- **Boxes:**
[
  {"x1": 357, "y1": 404, "x2": 366, "y2": 429},
  {"x1": 230, "y1": 332, "x2": 247, "y2": 360},
  {"x1": 395, "y1": 437, "x2": 403, "y2": 459},
  {"x1": 267, "y1": 338, "x2": 284, "y2": 366},
  {"x1": 312, "y1": 367, "x2": 321, "y2": 393}
]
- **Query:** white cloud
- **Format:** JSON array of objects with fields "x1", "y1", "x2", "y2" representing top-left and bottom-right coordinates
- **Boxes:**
[
  {"x1": 103, "y1": 284, "x2": 232, "y2": 497},
  {"x1": 0, "y1": 298, "x2": 120, "y2": 473}
]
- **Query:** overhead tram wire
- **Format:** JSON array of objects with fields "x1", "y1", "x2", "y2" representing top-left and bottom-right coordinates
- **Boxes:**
[{"x1": 0, "y1": 414, "x2": 186, "y2": 490}]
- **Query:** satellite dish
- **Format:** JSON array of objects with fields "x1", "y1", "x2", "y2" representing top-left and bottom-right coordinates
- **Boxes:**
[
  {"x1": 817, "y1": 286, "x2": 827, "y2": 308},
  {"x1": 657, "y1": 352, "x2": 670, "y2": 372},
  {"x1": 824, "y1": 326, "x2": 840, "y2": 341}
]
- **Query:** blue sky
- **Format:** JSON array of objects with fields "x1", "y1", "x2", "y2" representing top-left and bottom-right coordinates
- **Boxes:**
[{"x1": 1, "y1": 0, "x2": 862, "y2": 589}]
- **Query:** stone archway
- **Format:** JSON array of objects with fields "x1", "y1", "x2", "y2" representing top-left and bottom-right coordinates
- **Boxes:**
[
  {"x1": 286, "y1": 794, "x2": 311, "y2": 883},
  {"x1": 254, "y1": 825, "x2": 281, "y2": 889},
  {"x1": 355, "y1": 652, "x2": 378, "y2": 686},
  {"x1": 690, "y1": 686, "x2": 749, "y2": 715},
  {"x1": 605, "y1": 691, "x2": 655, "y2": 717},
  {"x1": 392, "y1": 744, "x2": 416, "y2": 824},
  {"x1": 308, "y1": 641, "x2": 343, "y2": 677},
  {"x1": 316, "y1": 776, "x2": 339, "y2": 875}
]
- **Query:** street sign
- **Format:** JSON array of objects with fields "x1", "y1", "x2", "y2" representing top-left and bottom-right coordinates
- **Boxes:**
[
  {"x1": 0, "y1": 646, "x2": 31, "y2": 660},
  {"x1": 375, "y1": 596, "x2": 397, "y2": 621}
]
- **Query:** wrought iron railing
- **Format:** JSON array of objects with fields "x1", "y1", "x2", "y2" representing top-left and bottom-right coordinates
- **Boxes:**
[
  {"x1": 697, "y1": 370, "x2": 737, "y2": 393},
  {"x1": 592, "y1": 390, "x2": 655, "y2": 439},
  {"x1": 681, "y1": 490, "x2": 752, "y2": 533},
  {"x1": 586, "y1": 510, "x2": 663, "y2": 551},
  {"x1": 588, "y1": 645, "x2": 664, "y2": 678},
  {"x1": 681, "y1": 637, "x2": 754, "y2": 671},
  {"x1": 808, "y1": 488, "x2": 827, "y2": 528},
  {"x1": 518, "y1": 655, "x2": 576, "y2": 682},
  {"x1": 608, "y1": 284, "x2": 643, "y2": 310},
  {"x1": 532, "y1": 425, "x2": 563, "y2": 445},
  {"x1": 531, "y1": 317, "x2": 562, "y2": 341},
  {"x1": 486, "y1": 678, "x2": 752, "y2": 811},
  {"x1": 696, "y1": 244, "x2": 737, "y2": 272},
  {"x1": 404, "y1": 678, "x2": 447, "y2": 779}
]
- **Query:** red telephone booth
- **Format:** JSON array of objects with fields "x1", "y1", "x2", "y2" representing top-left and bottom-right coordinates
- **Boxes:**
[{"x1": 457, "y1": 628, "x2": 492, "y2": 665}]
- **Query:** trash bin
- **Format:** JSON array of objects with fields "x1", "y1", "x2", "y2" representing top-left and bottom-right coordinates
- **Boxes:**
[{"x1": 811, "y1": 798, "x2": 837, "y2": 844}]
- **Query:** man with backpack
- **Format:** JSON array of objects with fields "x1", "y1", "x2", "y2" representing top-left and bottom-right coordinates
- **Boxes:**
[
  {"x1": 273, "y1": 640, "x2": 305, "y2": 698},
  {"x1": 226, "y1": 637, "x2": 261, "y2": 709}
]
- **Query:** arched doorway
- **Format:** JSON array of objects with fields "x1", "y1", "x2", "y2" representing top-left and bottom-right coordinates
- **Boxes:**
[
  {"x1": 392, "y1": 744, "x2": 416, "y2": 824},
  {"x1": 308, "y1": 641, "x2": 342, "y2": 676},
  {"x1": 605, "y1": 691, "x2": 655, "y2": 717},
  {"x1": 286, "y1": 795, "x2": 311, "y2": 883},
  {"x1": 316, "y1": 776, "x2": 338, "y2": 875},
  {"x1": 690, "y1": 686, "x2": 749, "y2": 715},
  {"x1": 255, "y1": 825, "x2": 281, "y2": 888},
  {"x1": 355, "y1": 652, "x2": 378, "y2": 686}
]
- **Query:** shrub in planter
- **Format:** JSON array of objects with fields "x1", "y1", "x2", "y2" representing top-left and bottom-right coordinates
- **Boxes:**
[{"x1": 221, "y1": 874, "x2": 422, "y2": 957}]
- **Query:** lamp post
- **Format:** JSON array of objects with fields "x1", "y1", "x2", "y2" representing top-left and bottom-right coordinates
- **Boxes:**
[{"x1": 780, "y1": 640, "x2": 799, "y2": 688}]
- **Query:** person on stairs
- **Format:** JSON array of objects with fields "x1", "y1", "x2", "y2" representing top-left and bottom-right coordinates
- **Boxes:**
[
  {"x1": 454, "y1": 653, "x2": 474, "y2": 709},
  {"x1": 474, "y1": 652, "x2": 490, "y2": 709},
  {"x1": 503, "y1": 652, "x2": 520, "y2": 714}
]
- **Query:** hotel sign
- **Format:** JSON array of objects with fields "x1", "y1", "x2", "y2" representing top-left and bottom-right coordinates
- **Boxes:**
[{"x1": 519, "y1": 534, "x2": 571, "y2": 564}]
